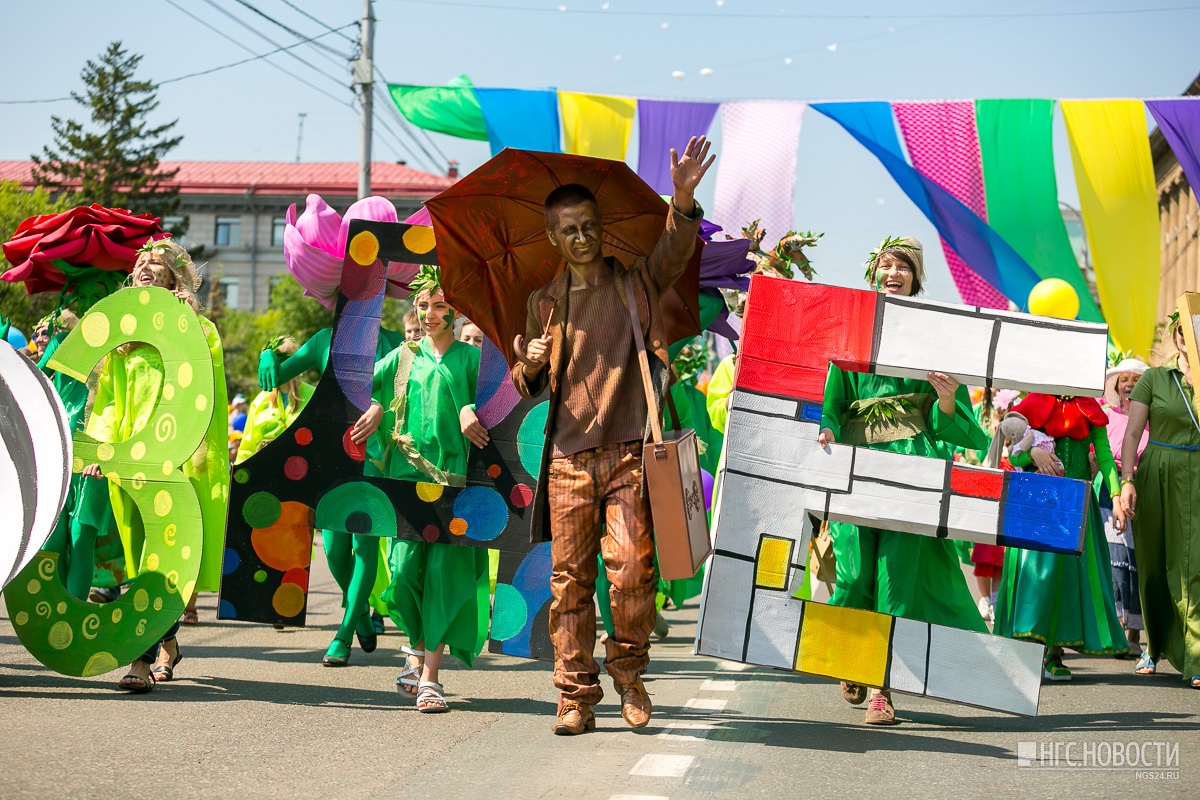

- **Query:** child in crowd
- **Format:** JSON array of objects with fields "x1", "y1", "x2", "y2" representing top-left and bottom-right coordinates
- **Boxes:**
[{"x1": 404, "y1": 308, "x2": 423, "y2": 342}]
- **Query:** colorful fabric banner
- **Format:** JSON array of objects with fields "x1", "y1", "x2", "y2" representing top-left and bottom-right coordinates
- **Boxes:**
[
  {"x1": 813, "y1": 101, "x2": 1039, "y2": 308},
  {"x1": 893, "y1": 102, "x2": 1008, "y2": 309},
  {"x1": 474, "y1": 88, "x2": 562, "y2": 156},
  {"x1": 636, "y1": 99, "x2": 721, "y2": 195},
  {"x1": 1146, "y1": 98, "x2": 1200, "y2": 200},
  {"x1": 1062, "y1": 101, "x2": 1160, "y2": 357},
  {"x1": 558, "y1": 92, "x2": 637, "y2": 160},
  {"x1": 712, "y1": 100, "x2": 805, "y2": 248},
  {"x1": 387, "y1": 74, "x2": 488, "y2": 141},
  {"x1": 975, "y1": 99, "x2": 1103, "y2": 323}
]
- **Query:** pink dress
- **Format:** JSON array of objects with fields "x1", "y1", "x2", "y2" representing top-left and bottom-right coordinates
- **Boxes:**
[{"x1": 1103, "y1": 404, "x2": 1148, "y2": 472}]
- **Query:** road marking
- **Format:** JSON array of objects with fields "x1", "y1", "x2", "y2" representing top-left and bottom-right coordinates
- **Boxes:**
[
  {"x1": 658, "y1": 722, "x2": 715, "y2": 744},
  {"x1": 684, "y1": 697, "x2": 727, "y2": 712},
  {"x1": 629, "y1": 754, "x2": 695, "y2": 778},
  {"x1": 699, "y1": 679, "x2": 737, "y2": 691},
  {"x1": 718, "y1": 660, "x2": 752, "y2": 672},
  {"x1": 609, "y1": 796, "x2": 670, "y2": 800}
]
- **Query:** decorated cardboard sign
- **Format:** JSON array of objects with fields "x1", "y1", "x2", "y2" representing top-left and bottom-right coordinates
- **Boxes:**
[
  {"x1": 218, "y1": 221, "x2": 553, "y2": 660},
  {"x1": 697, "y1": 275, "x2": 1112, "y2": 716},
  {"x1": 0, "y1": 344, "x2": 71, "y2": 588},
  {"x1": 4, "y1": 287, "x2": 215, "y2": 675}
]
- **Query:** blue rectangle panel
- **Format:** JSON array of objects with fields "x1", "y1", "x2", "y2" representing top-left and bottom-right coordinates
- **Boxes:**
[{"x1": 999, "y1": 471, "x2": 1087, "y2": 555}]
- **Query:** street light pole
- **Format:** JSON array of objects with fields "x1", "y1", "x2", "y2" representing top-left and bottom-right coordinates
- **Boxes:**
[{"x1": 354, "y1": 0, "x2": 375, "y2": 199}]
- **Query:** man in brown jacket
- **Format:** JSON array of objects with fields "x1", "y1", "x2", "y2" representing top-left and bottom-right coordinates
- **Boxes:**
[{"x1": 511, "y1": 137, "x2": 715, "y2": 736}]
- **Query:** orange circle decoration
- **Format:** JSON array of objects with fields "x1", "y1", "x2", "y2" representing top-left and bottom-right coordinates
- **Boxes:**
[
  {"x1": 250, "y1": 501, "x2": 314, "y2": 572},
  {"x1": 487, "y1": 464, "x2": 502, "y2": 479},
  {"x1": 449, "y1": 518, "x2": 468, "y2": 536},
  {"x1": 348, "y1": 231, "x2": 380, "y2": 266},
  {"x1": 272, "y1": 583, "x2": 306, "y2": 618},
  {"x1": 401, "y1": 225, "x2": 436, "y2": 255}
]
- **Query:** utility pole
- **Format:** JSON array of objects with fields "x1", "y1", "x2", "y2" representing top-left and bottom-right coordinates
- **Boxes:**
[
  {"x1": 295, "y1": 112, "x2": 307, "y2": 163},
  {"x1": 353, "y1": 0, "x2": 375, "y2": 199}
]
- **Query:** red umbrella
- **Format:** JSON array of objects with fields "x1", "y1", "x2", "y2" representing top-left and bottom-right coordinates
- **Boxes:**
[{"x1": 425, "y1": 149, "x2": 703, "y2": 367}]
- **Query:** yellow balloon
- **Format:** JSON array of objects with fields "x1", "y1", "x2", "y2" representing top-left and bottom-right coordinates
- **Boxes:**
[{"x1": 1027, "y1": 278, "x2": 1080, "y2": 320}]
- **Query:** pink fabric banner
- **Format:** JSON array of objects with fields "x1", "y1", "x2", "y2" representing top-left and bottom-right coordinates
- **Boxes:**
[
  {"x1": 712, "y1": 101, "x2": 805, "y2": 248},
  {"x1": 893, "y1": 102, "x2": 1009, "y2": 309}
]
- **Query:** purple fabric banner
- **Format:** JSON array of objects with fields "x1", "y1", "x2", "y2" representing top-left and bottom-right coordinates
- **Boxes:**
[
  {"x1": 1146, "y1": 98, "x2": 1200, "y2": 200},
  {"x1": 637, "y1": 99, "x2": 720, "y2": 195}
]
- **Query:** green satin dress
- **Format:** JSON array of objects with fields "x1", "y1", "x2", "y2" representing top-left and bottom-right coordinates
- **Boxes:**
[
  {"x1": 374, "y1": 338, "x2": 490, "y2": 667},
  {"x1": 821, "y1": 366, "x2": 990, "y2": 633},
  {"x1": 1128, "y1": 362, "x2": 1200, "y2": 680},
  {"x1": 994, "y1": 428, "x2": 1128, "y2": 654}
]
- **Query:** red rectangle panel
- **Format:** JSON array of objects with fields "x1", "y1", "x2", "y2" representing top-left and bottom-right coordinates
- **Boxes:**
[
  {"x1": 737, "y1": 276, "x2": 877, "y2": 402},
  {"x1": 950, "y1": 465, "x2": 1005, "y2": 501}
]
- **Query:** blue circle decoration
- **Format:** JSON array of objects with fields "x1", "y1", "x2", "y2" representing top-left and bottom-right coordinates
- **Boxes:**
[
  {"x1": 516, "y1": 401, "x2": 549, "y2": 476},
  {"x1": 222, "y1": 547, "x2": 241, "y2": 575},
  {"x1": 218, "y1": 599, "x2": 238, "y2": 619},
  {"x1": 453, "y1": 486, "x2": 508, "y2": 542}
]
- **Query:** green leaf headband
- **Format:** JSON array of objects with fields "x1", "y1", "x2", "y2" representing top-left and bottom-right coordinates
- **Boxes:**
[
  {"x1": 407, "y1": 263, "x2": 443, "y2": 302},
  {"x1": 864, "y1": 235, "x2": 919, "y2": 282},
  {"x1": 1168, "y1": 309, "x2": 1181, "y2": 332},
  {"x1": 135, "y1": 237, "x2": 201, "y2": 293}
]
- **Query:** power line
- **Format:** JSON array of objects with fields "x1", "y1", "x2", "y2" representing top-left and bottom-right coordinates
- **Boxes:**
[
  {"x1": 0, "y1": 22, "x2": 357, "y2": 105},
  {"x1": 275, "y1": 0, "x2": 358, "y2": 44},
  {"x1": 230, "y1": 0, "x2": 351, "y2": 59},
  {"x1": 373, "y1": 83, "x2": 442, "y2": 172},
  {"x1": 161, "y1": 0, "x2": 355, "y2": 108},
  {"x1": 385, "y1": 0, "x2": 1200, "y2": 20},
  {"x1": 196, "y1": 0, "x2": 351, "y2": 89}
]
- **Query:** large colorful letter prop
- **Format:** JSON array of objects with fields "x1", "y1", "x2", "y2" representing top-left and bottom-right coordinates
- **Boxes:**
[
  {"x1": 4, "y1": 288, "x2": 214, "y2": 675},
  {"x1": 218, "y1": 221, "x2": 553, "y2": 659},
  {"x1": 696, "y1": 275, "x2": 1111, "y2": 716},
  {"x1": 0, "y1": 344, "x2": 71, "y2": 588}
]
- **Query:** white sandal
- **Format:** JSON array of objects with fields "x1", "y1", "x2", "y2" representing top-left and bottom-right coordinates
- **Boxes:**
[
  {"x1": 416, "y1": 680, "x2": 449, "y2": 714},
  {"x1": 395, "y1": 646, "x2": 424, "y2": 697}
]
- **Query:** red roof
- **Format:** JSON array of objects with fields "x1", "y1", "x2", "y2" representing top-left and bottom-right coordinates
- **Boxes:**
[{"x1": 0, "y1": 160, "x2": 454, "y2": 197}]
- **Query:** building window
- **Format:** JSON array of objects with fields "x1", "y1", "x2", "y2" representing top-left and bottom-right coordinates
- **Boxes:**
[
  {"x1": 271, "y1": 216, "x2": 286, "y2": 248},
  {"x1": 215, "y1": 216, "x2": 241, "y2": 247},
  {"x1": 162, "y1": 215, "x2": 188, "y2": 247},
  {"x1": 219, "y1": 278, "x2": 240, "y2": 310}
]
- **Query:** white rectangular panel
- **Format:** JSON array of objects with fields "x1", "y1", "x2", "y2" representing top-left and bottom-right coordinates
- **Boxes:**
[
  {"x1": 945, "y1": 495, "x2": 1001, "y2": 543},
  {"x1": 745, "y1": 590, "x2": 804, "y2": 670},
  {"x1": 731, "y1": 390, "x2": 799, "y2": 418},
  {"x1": 695, "y1": 555, "x2": 755, "y2": 662},
  {"x1": 989, "y1": 316, "x2": 1107, "y2": 396},
  {"x1": 886, "y1": 616, "x2": 929, "y2": 695},
  {"x1": 876, "y1": 298, "x2": 995, "y2": 380},
  {"x1": 826, "y1": 482, "x2": 942, "y2": 534},
  {"x1": 724, "y1": 410, "x2": 852, "y2": 493},
  {"x1": 925, "y1": 625, "x2": 1043, "y2": 717},
  {"x1": 710, "y1": 469, "x2": 821, "y2": 557},
  {"x1": 851, "y1": 445, "x2": 947, "y2": 491}
]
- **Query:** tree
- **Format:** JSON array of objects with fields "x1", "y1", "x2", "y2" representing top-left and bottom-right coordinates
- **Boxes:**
[
  {"x1": 0, "y1": 182, "x2": 70, "y2": 338},
  {"x1": 32, "y1": 41, "x2": 182, "y2": 218}
]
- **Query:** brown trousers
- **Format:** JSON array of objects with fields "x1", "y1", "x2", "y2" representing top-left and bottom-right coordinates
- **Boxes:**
[{"x1": 548, "y1": 441, "x2": 658, "y2": 705}]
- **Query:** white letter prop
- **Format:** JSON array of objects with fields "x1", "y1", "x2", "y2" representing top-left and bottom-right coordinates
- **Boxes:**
[
  {"x1": 0, "y1": 343, "x2": 71, "y2": 588},
  {"x1": 696, "y1": 276, "x2": 1110, "y2": 716}
]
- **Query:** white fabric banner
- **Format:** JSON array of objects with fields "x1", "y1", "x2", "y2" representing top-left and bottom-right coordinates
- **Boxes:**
[{"x1": 712, "y1": 100, "x2": 806, "y2": 248}]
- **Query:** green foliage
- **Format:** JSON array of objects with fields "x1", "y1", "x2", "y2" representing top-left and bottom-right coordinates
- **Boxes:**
[
  {"x1": 32, "y1": 41, "x2": 182, "y2": 218},
  {"x1": 0, "y1": 182, "x2": 70, "y2": 337}
]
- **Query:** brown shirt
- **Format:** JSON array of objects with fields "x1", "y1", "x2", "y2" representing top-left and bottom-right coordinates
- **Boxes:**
[{"x1": 551, "y1": 270, "x2": 647, "y2": 457}]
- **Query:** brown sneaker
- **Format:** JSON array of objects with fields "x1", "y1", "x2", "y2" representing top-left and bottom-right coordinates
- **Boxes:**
[
  {"x1": 552, "y1": 701, "x2": 595, "y2": 736},
  {"x1": 618, "y1": 678, "x2": 652, "y2": 728},
  {"x1": 864, "y1": 692, "x2": 898, "y2": 725},
  {"x1": 840, "y1": 681, "x2": 867, "y2": 705}
]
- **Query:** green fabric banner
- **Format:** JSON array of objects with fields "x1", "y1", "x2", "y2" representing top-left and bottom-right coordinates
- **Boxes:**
[
  {"x1": 976, "y1": 99, "x2": 1103, "y2": 322},
  {"x1": 387, "y1": 74, "x2": 489, "y2": 141}
]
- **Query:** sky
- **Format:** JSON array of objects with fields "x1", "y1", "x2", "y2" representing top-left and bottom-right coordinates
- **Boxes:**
[{"x1": 1, "y1": 0, "x2": 1197, "y2": 301}]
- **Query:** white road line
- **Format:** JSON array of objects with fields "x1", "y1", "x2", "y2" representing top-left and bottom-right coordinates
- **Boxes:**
[
  {"x1": 609, "y1": 795, "x2": 670, "y2": 800},
  {"x1": 684, "y1": 697, "x2": 728, "y2": 712},
  {"x1": 699, "y1": 679, "x2": 737, "y2": 691},
  {"x1": 658, "y1": 722, "x2": 716, "y2": 744},
  {"x1": 718, "y1": 660, "x2": 752, "y2": 672},
  {"x1": 629, "y1": 754, "x2": 696, "y2": 778}
]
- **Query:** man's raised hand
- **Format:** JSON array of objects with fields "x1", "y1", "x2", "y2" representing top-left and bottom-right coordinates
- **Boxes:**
[
  {"x1": 670, "y1": 135, "x2": 716, "y2": 205},
  {"x1": 513, "y1": 333, "x2": 551, "y2": 376}
]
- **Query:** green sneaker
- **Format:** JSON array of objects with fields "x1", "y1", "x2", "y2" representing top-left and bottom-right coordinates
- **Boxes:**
[{"x1": 323, "y1": 637, "x2": 351, "y2": 667}]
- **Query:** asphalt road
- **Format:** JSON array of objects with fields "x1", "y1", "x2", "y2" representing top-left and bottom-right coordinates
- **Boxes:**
[{"x1": 1, "y1": 554, "x2": 1196, "y2": 800}]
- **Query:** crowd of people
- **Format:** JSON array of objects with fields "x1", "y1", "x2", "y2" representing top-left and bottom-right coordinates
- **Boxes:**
[{"x1": 4, "y1": 136, "x2": 1197, "y2": 735}]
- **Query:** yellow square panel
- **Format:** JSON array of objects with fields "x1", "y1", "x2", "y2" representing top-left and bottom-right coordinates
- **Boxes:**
[
  {"x1": 755, "y1": 536, "x2": 792, "y2": 590},
  {"x1": 797, "y1": 601, "x2": 892, "y2": 687}
]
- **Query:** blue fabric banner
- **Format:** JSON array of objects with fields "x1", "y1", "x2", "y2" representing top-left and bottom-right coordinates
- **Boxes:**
[
  {"x1": 812, "y1": 101, "x2": 1040, "y2": 308},
  {"x1": 474, "y1": 88, "x2": 561, "y2": 156}
]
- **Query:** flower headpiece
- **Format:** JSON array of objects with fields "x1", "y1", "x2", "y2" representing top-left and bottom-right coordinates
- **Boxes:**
[
  {"x1": 407, "y1": 263, "x2": 443, "y2": 301},
  {"x1": 136, "y1": 237, "x2": 201, "y2": 293},
  {"x1": 864, "y1": 235, "x2": 920, "y2": 282}
]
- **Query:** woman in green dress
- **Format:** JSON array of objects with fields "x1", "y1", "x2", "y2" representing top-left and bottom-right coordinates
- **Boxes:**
[
  {"x1": 819, "y1": 237, "x2": 990, "y2": 726},
  {"x1": 353, "y1": 267, "x2": 490, "y2": 712},
  {"x1": 1120, "y1": 309, "x2": 1200, "y2": 688},
  {"x1": 992, "y1": 392, "x2": 1129, "y2": 679}
]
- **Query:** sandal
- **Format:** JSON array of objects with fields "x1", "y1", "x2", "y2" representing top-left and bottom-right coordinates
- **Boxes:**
[
  {"x1": 395, "y1": 646, "x2": 424, "y2": 697},
  {"x1": 118, "y1": 670, "x2": 155, "y2": 694},
  {"x1": 151, "y1": 639, "x2": 183, "y2": 683},
  {"x1": 416, "y1": 680, "x2": 449, "y2": 713},
  {"x1": 182, "y1": 608, "x2": 199, "y2": 625},
  {"x1": 1190, "y1": 676, "x2": 1200, "y2": 689},
  {"x1": 323, "y1": 637, "x2": 351, "y2": 667},
  {"x1": 1043, "y1": 655, "x2": 1072, "y2": 682},
  {"x1": 1134, "y1": 652, "x2": 1155, "y2": 675}
]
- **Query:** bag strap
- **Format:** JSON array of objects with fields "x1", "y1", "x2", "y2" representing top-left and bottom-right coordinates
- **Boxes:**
[
  {"x1": 664, "y1": 377, "x2": 683, "y2": 432},
  {"x1": 623, "y1": 272, "x2": 664, "y2": 449}
]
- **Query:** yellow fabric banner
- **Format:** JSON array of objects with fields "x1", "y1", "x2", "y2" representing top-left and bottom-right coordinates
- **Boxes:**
[
  {"x1": 1062, "y1": 100, "x2": 1161, "y2": 358},
  {"x1": 558, "y1": 92, "x2": 637, "y2": 160}
]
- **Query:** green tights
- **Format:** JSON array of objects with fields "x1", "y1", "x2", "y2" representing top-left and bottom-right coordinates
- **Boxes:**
[{"x1": 321, "y1": 530, "x2": 379, "y2": 649}]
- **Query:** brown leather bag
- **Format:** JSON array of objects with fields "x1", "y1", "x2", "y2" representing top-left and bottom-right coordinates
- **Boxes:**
[{"x1": 623, "y1": 274, "x2": 712, "y2": 580}]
